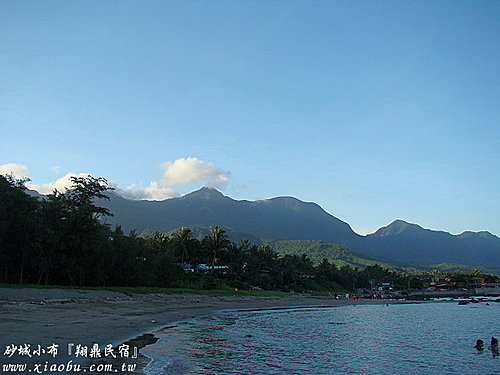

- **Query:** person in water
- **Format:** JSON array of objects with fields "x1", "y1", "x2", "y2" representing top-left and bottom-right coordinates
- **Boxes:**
[
  {"x1": 474, "y1": 339, "x2": 484, "y2": 351},
  {"x1": 489, "y1": 337, "x2": 499, "y2": 356}
]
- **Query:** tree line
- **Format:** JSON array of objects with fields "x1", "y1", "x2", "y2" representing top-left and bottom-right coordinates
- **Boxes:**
[{"x1": 0, "y1": 174, "x2": 495, "y2": 293}]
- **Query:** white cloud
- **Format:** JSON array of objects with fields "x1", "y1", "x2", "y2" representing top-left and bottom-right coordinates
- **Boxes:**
[
  {"x1": 28, "y1": 172, "x2": 93, "y2": 194},
  {"x1": 0, "y1": 163, "x2": 31, "y2": 178},
  {"x1": 119, "y1": 157, "x2": 231, "y2": 200},
  {"x1": 0, "y1": 163, "x2": 93, "y2": 194},
  {"x1": 3, "y1": 158, "x2": 234, "y2": 201},
  {"x1": 160, "y1": 157, "x2": 230, "y2": 188},
  {"x1": 118, "y1": 182, "x2": 180, "y2": 200}
]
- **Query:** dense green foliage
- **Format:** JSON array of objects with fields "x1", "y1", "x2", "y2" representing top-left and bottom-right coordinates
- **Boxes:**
[
  {"x1": 101, "y1": 186, "x2": 500, "y2": 272},
  {"x1": 266, "y1": 239, "x2": 393, "y2": 268},
  {"x1": 0, "y1": 175, "x2": 497, "y2": 293}
]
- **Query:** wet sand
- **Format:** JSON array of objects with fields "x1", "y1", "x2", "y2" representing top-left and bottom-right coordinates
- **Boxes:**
[{"x1": 0, "y1": 288, "x2": 416, "y2": 373}]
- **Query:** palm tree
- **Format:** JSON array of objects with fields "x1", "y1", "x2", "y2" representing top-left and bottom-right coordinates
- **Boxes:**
[
  {"x1": 239, "y1": 238, "x2": 249, "y2": 251},
  {"x1": 144, "y1": 231, "x2": 169, "y2": 254},
  {"x1": 172, "y1": 227, "x2": 192, "y2": 264},
  {"x1": 223, "y1": 240, "x2": 250, "y2": 280},
  {"x1": 203, "y1": 226, "x2": 229, "y2": 271}
]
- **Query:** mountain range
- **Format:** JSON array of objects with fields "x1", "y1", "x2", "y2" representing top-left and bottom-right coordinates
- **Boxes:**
[{"x1": 97, "y1": 187, "x2": 500, "y2": 272}]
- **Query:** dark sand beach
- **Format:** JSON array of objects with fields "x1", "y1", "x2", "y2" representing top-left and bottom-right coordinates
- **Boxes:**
[{"x1": 0, "y1": 288, "x2": 417, "y2": 373}]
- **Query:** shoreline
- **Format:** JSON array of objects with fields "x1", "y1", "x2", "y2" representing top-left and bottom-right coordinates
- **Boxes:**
[
  {"x1": 138, "y1": 298, "x2": 427, "y2": 374},
  {"x1": 0, "y1": 287, "x2": 423, "y2": 374}
]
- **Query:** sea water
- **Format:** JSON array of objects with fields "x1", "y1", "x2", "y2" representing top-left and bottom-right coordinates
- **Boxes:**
[{"x1": 142, "y1": 302, "x2": 500, "y2": 374}]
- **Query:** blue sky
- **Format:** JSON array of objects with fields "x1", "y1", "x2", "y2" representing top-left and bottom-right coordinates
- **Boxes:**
[{"x1": 1, "y1": 1, "x2": 499, "y2": 236}]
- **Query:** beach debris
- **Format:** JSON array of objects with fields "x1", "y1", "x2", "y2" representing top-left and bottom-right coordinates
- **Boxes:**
[
  {"x1": 157, "y1": 325, "x2": 177, "y2": 332},
  {"x1": 150, "y1": 319, "x2": 157, "y2": 323},
  {"x1": 29, "y1": 300, "x2": 46, "y2": 305}
]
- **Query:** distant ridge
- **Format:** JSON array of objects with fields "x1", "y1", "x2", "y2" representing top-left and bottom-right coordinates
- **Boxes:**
[
  {"x1": 371, "y1": 219, "x2": 423, "y2": 237},
  {"x1": 360, "y1": 219, "x2": 500, "y2": 269},
  {"x1": 28, "y1": 186, "x2": 500, "y2": 271},
  {"x1": 101, "y1": 187, "x2": 360, "y2": 246}
]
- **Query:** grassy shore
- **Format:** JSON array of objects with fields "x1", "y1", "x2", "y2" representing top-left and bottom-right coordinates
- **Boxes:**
[{"x1": 0, "y1": 282, "x2": 346, "y2": 297}]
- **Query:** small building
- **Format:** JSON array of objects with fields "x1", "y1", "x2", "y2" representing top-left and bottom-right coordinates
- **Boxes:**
[
  {"x1": 211, "y1": 265, "x2": 229, "y2": 274},
  {"x1": 176, "y1": 263, "x2": 229, "y2": 274},
  {"x1": 257, "y1": 270, "x2": 270, "y2": 278},
  {"x1": 176, "y1": 263, "x2": 194, "y2": 272},
  {"x1": 422, "y1": 277, "x2": 457, "y2": 291},
  {"x1": 378, "y1": 282, "x2": 393, "y2": 292}
]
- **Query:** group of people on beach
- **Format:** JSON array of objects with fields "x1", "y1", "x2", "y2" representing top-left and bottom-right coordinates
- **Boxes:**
[{"x1": 475, "y1": 337, "x2": 498, "y2": 355}]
